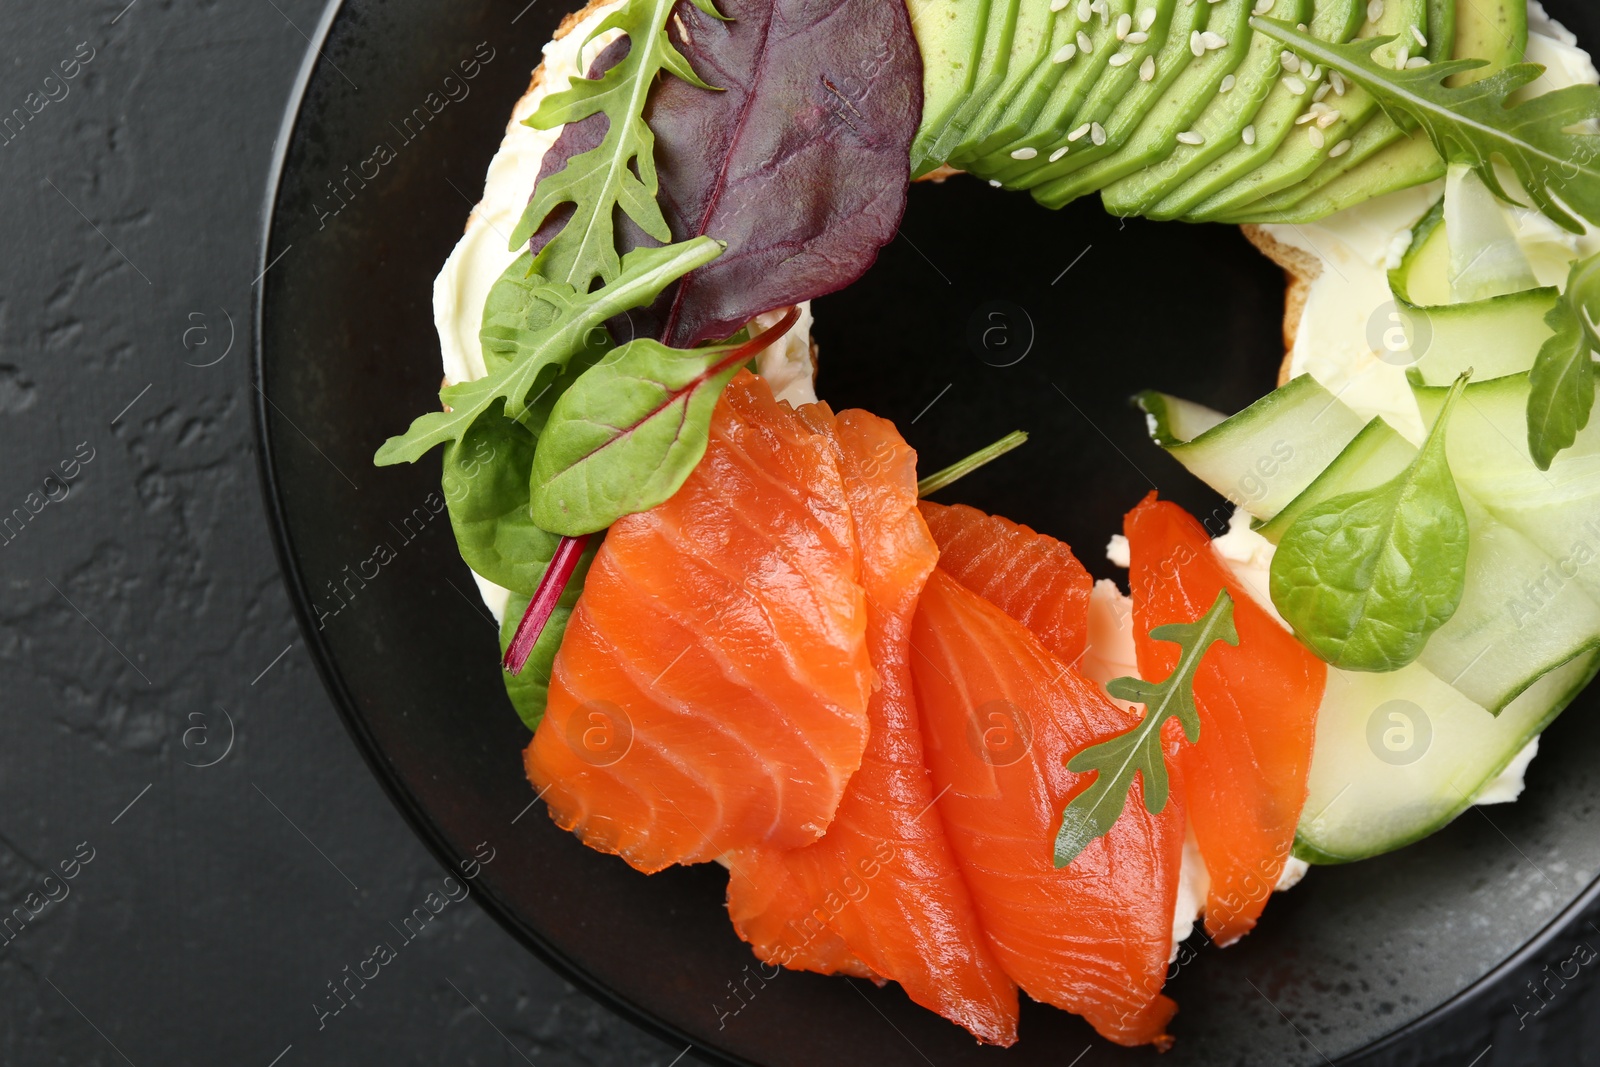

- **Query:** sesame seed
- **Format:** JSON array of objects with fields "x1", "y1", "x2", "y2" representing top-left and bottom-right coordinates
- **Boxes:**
[
  {"x1": 1207, "y1": 0, "x2": 1223, "y2": 4},
  {"x1": 1406, "y1": 55, "x2": 1431, "y2": 68},
  {"x1": 1395, "y1": 46, "x2": 1410, "y2": 69},
  {"x1": 1116, "y1": 12, "x2": 1132, "y2": 38},
  {"x1": 1295, "y1": 111, "x2": 1316, "y2": 124},
  {"x1": 989, "y1": 179, "x2": 1003, "y2": 187},
  {"x1": 1126, "y1": 30, "x2": 1149, "y2": 43},
  {"x1": 1411, "y1": 25, "x2": 1426, "y2": 47},
  {"x1": 1138, "y1": 6, "x2": 1158, "y2": 29},
  {"x1": 1140, "y1": 55, "x2": 1156, "y2": 80},
  {"x1": 1313, "y1": 81, "x2": 1332, "y2": 101},
  {"x1": 1177, "y1": 130, "x2": 1204, "y2": 145},
  {"x1": 1308, "y1": 64, "x2": 1322, "y2": 81},
  {"x1": 1330, "y1": 139, "x2": 1352, "y2": 157},
  {"x1": 1109, "y1": 52, "x2": 1131, "y2": 66},
  {"x1": 1190, "y1": 30, "x2": 1205, "y2": 56},
  {"x1": 1308, "y1": 126, "x2": 1325, "y2": 148},
  {"x1": 1091, "y1": 122, "x2": 1107, "y2": 145},
  {"x1": 1054, "y1": 43, "x2": 1078, "y2": 63},
  {"x1": 1316, "y1": 109, "x2": 1341, "y2": 128},
  {"x1": 1050, "y1": 145, "x2": 1070, "y2": 162},
  {"x1": 1252, "y1": 0, "x2": 1275, "y2": 12},
  {"x1": 1051, "y1": 0, "x2": 1070, "y2": 11},
  {"x1": 1285, "y1": 75, "x2": 1307, "y2": 94},
  {"x1": 1367, "y1": 0, "x2": 1383, "y2": 22},
  {"x1": 1308, "y1": 101, "x2": 1332, "y2": 115},
  {"x1": 1079, "y1": 30, "x2": 1094, "y2": 52},
  {"x1": 1242, "y1": 124, "x2": 1256, "y2": 145},
  {"x1": 1331, "y1": 71, "x2": 1346, "y2": 94},
  {"x1": 1079, "y1": 0, "x2": 1093, "y2": 20},
  {"x1": 1091, "y1": 0, "x2": 1109, "y2": 25},
  {"x1": 1011, "y1": 146, "x2": 1039, "y2": 160},
  {"x1": 1069, "y1": 122, "x2": 1093, "y2": 141},
  {"x1": 1281, "y1": 51, "x2": 1300, "y2": 73},
  {"x1": 1200, "y1": 31, "x2": 1228, "y2": 50},
  {"x1": 1220, "y1": 74, "x2": 1236, "y2": 92},
  {"x1": 1297, "y1": 22, "x2": 1308, "y2": 31}
]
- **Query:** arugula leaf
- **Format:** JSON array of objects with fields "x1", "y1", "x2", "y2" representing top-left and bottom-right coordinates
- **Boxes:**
[
  {"x1": 1055, "y1": 591, "x2": 1239, "y2": 869},
  {"x1": 1528, "y1": 251, "x2": 1600, "y2": 470},
  {"x1": 1252, "y1": 18, "x2": 1600, "y2": 234},
  {"x1": 1269, "y1": 373, "x2": 1472, "y2": 672},
  {"x1": 916, "y1": 431, "x2": 1029, "y2": 498},
  {"x1": 511, "y1": 0, "x2": 723, "y2": 292},
  {"x1": 374, "y1": 238, "x2": 722, "y2": 466},
  {"x1": 528, "y1": 307, "x2": 800, "y2": 535}
]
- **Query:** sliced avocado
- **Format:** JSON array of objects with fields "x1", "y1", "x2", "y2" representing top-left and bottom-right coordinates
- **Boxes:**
[
  {"x1": 921, "y1": 0, "x2": 1023, "y2": 169},
  {"x1": 908, "y1": 0, "x2": 994, "y2": 176},
  {"x1": 1182, "y1": 0, "x2": 1429, "y2": 220},
  {"x1": 1027, "y1": 0, "x2": 1261, "y2": 204},
  {"x1": 971, "y1": 0, "x2": 1159, "y2": 183},
  {"x1": 1137, "y1": 0, "x2": 1365, "y2": 218},
  {"x1": 971, "y1": 0, "x2": 1183, "y2": 183},
  {"x1": 942, "y1": 0, "x2": 1090, "y2": 166},
  {"x1": 1011, "y1": 0, "x2": 1260, "y2": 204},
  {"x1": 951, "y1": 0, "x2": 1107, "y2": 168},
  {"x1": 1221, "y1": 0, "x2": 1527, "y2": 222},
  {"x1": 1100, "y1": 0, "x2": 1317, "y2": 218}
]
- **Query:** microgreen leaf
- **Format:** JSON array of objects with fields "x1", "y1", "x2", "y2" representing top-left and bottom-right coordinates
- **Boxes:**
[
  {"x1": 1055, "y1": 590, "x2": 1239, "y2": 869},
  {"x1": 1527, "y1": 251, "x2": 1600, "y2": 470},
  {"x1": 374, "y1": 238, "x2": 722, "y2": 467},
  {"x1": 511, "y1": 0, "x2": 724, "y2": 292},
  {"x1": 1251, "y1": 18, "x2": 1600, "y2": 234},
  {"x1": 916, "y1": 431, "x2": 1029, "y2": 498},
  {"x1": 528, "y1": 307, "x2": 801, "y2": 535},
  {"x1": 1269, "y1": 372, "x2": 1472, "y2": 672}
]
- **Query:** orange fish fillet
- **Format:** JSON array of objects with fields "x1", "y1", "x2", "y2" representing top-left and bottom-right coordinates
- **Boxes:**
[
  {"x1": 912, "y1": 570, "x2": 1184, "y2": 1048},
  {"x1": 919, "y1": 501, "x2": 1096, "y2": 665},
  {"x1": 726, "y1": 408, "x2": 1020, "y2": 1046},
  {"x1": 524, "y1": 372, "x2": 873, "y2": 873},
  {"x1": 1124, "y1": 494, "x2": 1324, "y2": 946}
]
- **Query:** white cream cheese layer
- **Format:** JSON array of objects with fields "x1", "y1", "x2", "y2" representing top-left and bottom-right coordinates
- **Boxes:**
[{"x1": 431, "y1": 2, "x2": 816, "y2": 621}]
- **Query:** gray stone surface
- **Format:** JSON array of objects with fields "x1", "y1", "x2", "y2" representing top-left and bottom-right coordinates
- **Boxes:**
[{"x1": 0, "y1": 1, "x2": 1595, "y2": 1064}]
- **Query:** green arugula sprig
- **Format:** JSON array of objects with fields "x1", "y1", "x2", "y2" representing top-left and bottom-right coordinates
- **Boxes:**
[
  {"x1": 1270, "y1": 372, "x2": 1472, "y2": 672},
  {"x1": 1528, "y1": 251, "x2": 1600, "y2": 470},
  {"x1": 1055, "y1": 591, "x2": 1238, "y2": 868},
  {"x1": 375, "y1": 238, "x2": 722, "y2": 466},
  {"x1": 1252, "y1": 18, "x2": 1600, "y2": 234},
  {"x1": 511, "y1": 0, "x2": 724, "y2": 291}
]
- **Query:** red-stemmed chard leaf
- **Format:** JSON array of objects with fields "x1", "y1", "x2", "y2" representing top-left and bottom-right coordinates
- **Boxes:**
[
  {"x1": 504, "y1": 533, "x2": 592, "y2": 675},
  {"x1": 531, "y1": 0, "x2": 922, "y2": 346}
]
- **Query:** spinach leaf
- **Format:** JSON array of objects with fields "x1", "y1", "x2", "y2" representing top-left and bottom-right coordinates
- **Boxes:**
[
  {"x1": 1527, "y1": 251, "x2": 1600, "y2": 470},
  {"x1": 528, "y1": 307, "x2": 799, "y2": 536},
  {"x1": 497, "y1": 538, "x2": 599, "y2": 732},
  {"x1": 1253, "y1": 19, "x2": 1600, "y2": 234},
  {"x1": 1056, "y1": 591, "x2": 1239, "y2": 868},
  {"x1": 1269, "y1": 374, "x2": 1472, "y2": 672}
]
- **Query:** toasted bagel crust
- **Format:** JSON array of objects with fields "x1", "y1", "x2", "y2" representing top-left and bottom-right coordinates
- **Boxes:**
[{"x1": 1240, "y1": 224, "x2": 1320, "y2": 387}]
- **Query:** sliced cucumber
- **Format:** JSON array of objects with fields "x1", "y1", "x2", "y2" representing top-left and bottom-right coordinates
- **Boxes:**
[
  {"x1": 1136, "y1": 374, "x2": 1368, "y2": 521},
  {"x1": 1294, "y1": 650, "x2": 1600, "y2": 864},
  {"x1": 1444, "y1": 164, "x2": 1541, "y2": 301},
  {"x1": 1253, "y1": 416, "x2": 1416, "y2": 542},
  {"x1": 1403, "y1": 286, "x2": 1560, "y2": 386},
  {"x1": 1388, "y1": 197, "x2": 1450, "y2": 307}
]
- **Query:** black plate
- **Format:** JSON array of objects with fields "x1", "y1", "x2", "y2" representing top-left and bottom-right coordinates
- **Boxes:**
[{"x1": 255, "y1": 3, "x2": 1600, "y2": 1063}]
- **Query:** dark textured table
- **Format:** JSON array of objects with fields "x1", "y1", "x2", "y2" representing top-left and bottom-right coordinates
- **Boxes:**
[{"x1": 1, "y1": 2, "x2": 1597, "y2": 1064}]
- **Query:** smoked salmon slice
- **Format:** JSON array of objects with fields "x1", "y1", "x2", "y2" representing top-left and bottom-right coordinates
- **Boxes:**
[
  {"x1": 726, "y1": 408, "x2": 1020, "y2": 1047},
  {"x1": 524, "y1": 372, "x2": 873, "y2": 873},
  {"x1": 919, "y1": 501, "x2": 1095, "y2": 665},
  {"x1": 1124, "y1": 494, "x2": 1324, "y2": 946},
  {"x1": 912, "y1": 570, "x2": 1184, "y2": 1049}
]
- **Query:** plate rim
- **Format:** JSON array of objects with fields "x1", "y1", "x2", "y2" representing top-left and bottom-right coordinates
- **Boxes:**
[{"x1": 248, "y1": 2, "x2": 1600, "y2": 1063}]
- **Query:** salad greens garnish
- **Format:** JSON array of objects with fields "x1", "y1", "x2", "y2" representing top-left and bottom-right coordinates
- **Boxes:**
[
  {"x1": 1055, "y1": 591, "x2": 1239, "y2": 869},
  {"x1": 916, "y1": 431, "x2": 1029, "y2": 498},
  {"x1": 1252, "y1": 18, "x2": 1600, "y2": 234},
  {"x1": 1527, "y1": 251, "x2": 1600, "y2": 471},
  {"x1": 530, "y1": 307, "x2": 801, "y2": 535},
  {"x1": 510, "y1": 0, "x2": 725, "y2": 291},
  {"x1": 503, "y1": 533, "x2": 594, "y2": 676},
  {"x1": 375, "y1": 240, "x2": 723, "y2": 466},
  {"x1": 1269, "y1": 372, "x2": 1472, "y2": 672}
]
